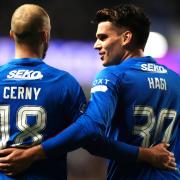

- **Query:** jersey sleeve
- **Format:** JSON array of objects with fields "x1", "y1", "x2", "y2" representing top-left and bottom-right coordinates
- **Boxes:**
[
  {"x1": 84, "y1": 69, "x2": 119, "y2": 130},
  {"x1": 42, "y1": 69, "x2": 139, "y2": 162}
]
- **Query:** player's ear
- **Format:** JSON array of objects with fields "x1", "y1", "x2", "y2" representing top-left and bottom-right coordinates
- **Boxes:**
[
  {"x1": 41, "y1": 31, "x2": 49, "y2": 44},
  {"x1": 122, "y1": 31, "x2": 133, "y2": 46},
  {"x1": 10, "y1": 30, "x2": 15, "y2": 40}
]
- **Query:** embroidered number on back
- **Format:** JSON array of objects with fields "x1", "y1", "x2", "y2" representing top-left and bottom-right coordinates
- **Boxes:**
[
  {"x1": 133, "y1": 106, "x2": 176, "y2": 147},
  {"x1": 0, "y1": 105, "x2": 46, "y2": 149}
]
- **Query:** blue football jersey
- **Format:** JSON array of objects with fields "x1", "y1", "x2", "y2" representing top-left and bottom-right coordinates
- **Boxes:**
[
  {"x1": 86, "y1": 56, "x2": 180, "y2": 180},
  {"x1": 0, "y1": 58, "x2": 86, "y2": 179}
]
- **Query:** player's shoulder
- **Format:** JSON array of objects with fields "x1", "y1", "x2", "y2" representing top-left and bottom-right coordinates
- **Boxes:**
[
  {"x1": 96, "y1": 62, "x2": 128, "y2": 80},
  {"x1": 43, "y1": 63, "x2": 67, "y2": 75},
  {"x1": 43, "y1": 63, "x2": 82, "y2": 95},
  {"x1": 94, "y1": 66, "x2": 124, "y2": 87},
  {"x1": 43, "y1": 63, "x2": 77, "y2": 82},
  {"x1": 0, "y1": 62, "x2": 11, "y2": 71},
  {"x1": 153, "y1": 60, "x2": 180, "y2": 82},
  {"x1": 166, "y1": 66, "x2": 180, "y2": 79},
  {"x1": 0, "y1": 62, "x2": 15, "y2": 77}
]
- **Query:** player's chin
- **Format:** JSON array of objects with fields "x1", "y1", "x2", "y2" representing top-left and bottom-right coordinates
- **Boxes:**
[
  {"x1": 102, "y1": 61, "x2": 108, "y2": 67},
  {"x1": 101, "y1": 58, "x2": 108, "y2": 67},
  {"x1": 102, "y1": 60, "x2": 111, "y2": 67}
]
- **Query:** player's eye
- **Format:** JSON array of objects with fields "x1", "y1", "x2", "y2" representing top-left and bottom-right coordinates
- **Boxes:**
[{"x1": 98, "y1": 34, "x2": 108, "y2": 41}]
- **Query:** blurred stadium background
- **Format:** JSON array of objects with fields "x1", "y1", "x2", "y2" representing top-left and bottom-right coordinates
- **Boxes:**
[{"x1": 0, "y1": 0, "x2": 179, "y2": 179}]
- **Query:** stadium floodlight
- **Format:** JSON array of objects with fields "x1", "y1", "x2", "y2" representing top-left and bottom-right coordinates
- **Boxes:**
[{"x1": 144, "y1": 32, "x2": 168, "y2": 58}]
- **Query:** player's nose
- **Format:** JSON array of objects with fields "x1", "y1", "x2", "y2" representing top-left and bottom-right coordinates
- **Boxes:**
[{"x1": 94, "y1": 39, "x2": 101, "y2": 50}]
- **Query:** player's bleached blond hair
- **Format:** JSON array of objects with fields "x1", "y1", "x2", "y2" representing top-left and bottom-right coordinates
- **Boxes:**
[{"x1": 11, "y1": 4, "x2": 50, "y2": 44}]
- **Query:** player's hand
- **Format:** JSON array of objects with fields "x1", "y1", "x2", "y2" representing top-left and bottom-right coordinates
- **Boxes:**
[
  {"x1": 0, "y1": 145, "x2": 46, "y2": 176},
  {"x1": 138, "y1": 143, "x2": 177, "y2": 171}
]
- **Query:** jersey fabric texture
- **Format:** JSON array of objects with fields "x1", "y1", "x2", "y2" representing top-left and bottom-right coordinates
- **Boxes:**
[
  {"x1": 42, "y1": 56, "x2": 180, "y2": 180},
  {"x1": 0, "y1": 58, "x2": 86, "y2": 180}
]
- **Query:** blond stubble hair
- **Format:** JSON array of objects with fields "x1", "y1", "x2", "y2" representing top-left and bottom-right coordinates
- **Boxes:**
[{"x1": 11, "y1": 4, "x2": 50, "y2": 43}]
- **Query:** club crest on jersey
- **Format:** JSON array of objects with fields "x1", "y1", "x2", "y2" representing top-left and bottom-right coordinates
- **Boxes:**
[{"x1": 7, "y1": 70, "x2": 43, "y2": 80}]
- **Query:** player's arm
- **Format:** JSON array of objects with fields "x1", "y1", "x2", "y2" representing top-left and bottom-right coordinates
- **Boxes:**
[
  {"x1": 0, "y1": 138, "x2": 175, "y2": 176},
  {"x1": 39, "y1": 70, "x2": 139, "y2": 161}
]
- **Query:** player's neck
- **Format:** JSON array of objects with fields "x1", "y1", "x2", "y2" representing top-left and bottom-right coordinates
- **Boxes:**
[
  {"x1": 123, "y1": 49, "x2": 144, "y2": 60},
  {"x1": 15, "y1": 44, "x2": 42, "y2": 59}
]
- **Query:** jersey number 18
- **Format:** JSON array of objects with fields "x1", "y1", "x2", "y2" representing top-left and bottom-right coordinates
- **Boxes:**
[{"x1": 0, "y1": 105, "x2": 46, "y2": 149}]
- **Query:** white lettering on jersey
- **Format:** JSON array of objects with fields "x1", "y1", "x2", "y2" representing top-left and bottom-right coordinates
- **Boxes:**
[
  {"x1": 3, "y1": 87, "x2": 41, "y2": 100},
  {"x1": 91, "y1": 85, "x2": 108, "y2": 93},
  {"x1": 147, "y1": 77, "x2": 167, "y2": 90},
  {"x1": 7, "y1": 70, "x2": 43, "y2": 80},
  {"x1": 141, "y1": 63, "x2": 167, "y2": 73},
  {"x1": 92, "y1": 79, "x2": 110, "y2": 86}
]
